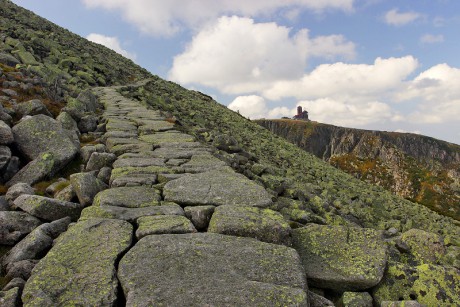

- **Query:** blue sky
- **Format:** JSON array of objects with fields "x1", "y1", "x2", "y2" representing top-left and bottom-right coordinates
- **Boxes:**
[{"x1": 12, "y1": 0, "x2": 460, "y2": 144}]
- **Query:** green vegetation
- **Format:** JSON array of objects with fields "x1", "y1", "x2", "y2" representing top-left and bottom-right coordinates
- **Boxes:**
[{"x1": 114, "y1": 78, "x2": 459, "y2": 238}]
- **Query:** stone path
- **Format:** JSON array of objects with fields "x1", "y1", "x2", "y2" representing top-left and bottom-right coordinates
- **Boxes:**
[{"x1": 21, "y1": 85, "x2": 309, "y2": 306}]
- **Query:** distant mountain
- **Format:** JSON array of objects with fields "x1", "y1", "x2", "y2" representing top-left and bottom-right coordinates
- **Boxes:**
[{"x1": 256, "y1": 119, "x2": 460, "y2": 220}]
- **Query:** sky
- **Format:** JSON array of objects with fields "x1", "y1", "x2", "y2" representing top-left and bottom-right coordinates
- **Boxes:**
[{"x1": 11, "y1": 0, "x2": 460, "y2": 144}]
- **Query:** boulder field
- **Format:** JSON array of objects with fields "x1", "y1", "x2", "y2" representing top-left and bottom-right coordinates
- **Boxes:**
[{"x1": 1, "y1": 83, "x2": 457, "y2": 306}]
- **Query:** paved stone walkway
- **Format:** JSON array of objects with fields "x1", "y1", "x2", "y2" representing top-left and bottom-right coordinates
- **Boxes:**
[{"x1": 21, "y1": 84, "x2": 309, "y2": 306}]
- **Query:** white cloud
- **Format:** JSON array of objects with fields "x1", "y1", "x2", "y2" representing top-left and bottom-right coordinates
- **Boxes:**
[
  {"x1": 420, "y1": 34, "x2": 444, "y2": 44},
  {"x1": 399, "y1": 64, "x2": 460, "y2": 123},
  {"x1": 384, "y1": 9, "x2": 421, "y2": 26},
  {"x1": 228, "y1": 95, "x2": 267, "y2": 119},
  {"x1": 86, "y1": 33, "x2": 136, "y2": 60},
  {"x1": 264, "y1": 56, "x2": 418, "y2": 100},
  {"x1": 228, "y1": 95, "x2": 292, "y2": 119},
  {"x1": 169, "y1": 16, "x2": 355, "y2": 94},
  {"x1": 297, "y1": 98, "x2": 394, "y2": 127},
  {"x1": 82, "y1": 0, "x2": 354, "y2": 36}
]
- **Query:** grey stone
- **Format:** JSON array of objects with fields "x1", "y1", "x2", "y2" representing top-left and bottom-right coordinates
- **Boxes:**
[
  {"x1": 111, "y1": 175, "x2": 157, "y2": 187},
  {"x1": 152, "y1": 143, "x2": 211, "y2": 159},
  {"x1": 3, "y1": 278, "x2": 25, "y2": 292},
  {"x1": 308, "y1": 291, "x2": 334, "y2": 307},
  {"x1": 80, "y1": 144, "x2": 105, "y2": 163},
  {"x1": 78, "y1": 115, "x2": 98, "y2": 133},
  {"x1": 0, "y1": 111, "x2": 13, "y2": 126},
  {"x1": 0, "y1": 196, "x2": 9, "y2": 211},
  {"x1": 0, "y1": 156, "x2": 19, "y2": 183},
  {"x1": 184, "y1": 205, "x2": 215, "y2": 230},
  {"x1": 0, "y1": 52, "x2": 20, "y2": 66},
  {"x1": 12, "y1": 115, "x2": 78, "y2": 161},
  {"x1": 292, "y1": 224, "x2": 387, "y2": 291},
  {"x1": 164, "y1": 167, "x2": 273, "y2": 208},
  {"x1": 6, "y1": 152, "x2": 62, "y2": 186},
  {"x1": 6, "y1": 183, "x2": 34, "y2": 206},
  {"x1": 380, "y1": 301, "x2": 423, "y2": 307},
  {"x1": 341, "y1": 292, "x2": 373, "y2": 307},
  {"x1": 22, "y1": 219, "x2": 133, "y2": 307},
  {"x1": 56, "y1": 111, "x2": 79, "y2": 134},
  {"x1": 180, "y1": 154, "x2": 227, "y2": 173},
  {"x1": 70, "y1": 172, "x2": 108, "y2": 206},
  {"x1": 97, "y1": 166, "x2": 112, "y2": 184},
  {"x1": 2, "y1": 217, "x2": 71, "y2": 267},
  {"x1": 85, "y1": 152, "x2": 116, "y2": 171},
  {"x1": 112, "y1": 157, "x2": 166, "y2": 168},
  {"x1": 139, "y1": 132, "x2": 195, "y2": 145},
  {"x1": 14, "y1": 194, "x2": 84, "y2": 221},
  {"x1": 208, "y1": 205, "x2": 291, "y2": 245},
  {"x1": 5, "y1": 259, "x2": 38, "y2": 280},
  {"x1": 0, "y1": 287, "x2": 20, "y2": 307},
  {"x1": 118, "y1": 233, "x2": 308, "y2": 306},
  {"x1": 79, "y1": 204, "x2": 184, "y2": 222},
  {"x1": 0, "y1": 120, "x2": 13, "y2": 145},
  {"x1": 0, "y1": 145, "x2": 11, "y2": 170},
  {"x1": 15, "y1": 99, "x2": 52, "y2": 118},
  {"x1": 44, "y1": 178, "x2": 68, "y2": 196},
  {"x1": 76, "y1": 90, "x2": 98, "y2": 113},
  {"x1": 135, "y1": 215, "x2": 196, "y2": 240},
  {"x1": 93, "y1": 186, "x2": 161, "y2": 208},
  {"x1": 213, "y1": 134, "x2": 241, "y2": 153},
  {"x1": 0, "y1": 211, "x2": 42, "y2": 245},
  {"x1": 2, "y1": 89, "x2": 17, "y2": 97},
  {"x1": 54, "y1": 184, "x2": 77, "y2": 202}
]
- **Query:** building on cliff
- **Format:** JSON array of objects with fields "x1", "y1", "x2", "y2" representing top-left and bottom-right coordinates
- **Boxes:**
[{"x1": 293, "y1": 106, "x2": 309, "y2": 120}]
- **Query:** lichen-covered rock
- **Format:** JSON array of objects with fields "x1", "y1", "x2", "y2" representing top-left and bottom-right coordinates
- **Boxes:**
[
  {"x1": 118, "y1": 233, "x2": 308, "y2": 306},
  {"x1": 400, "y1": 228, "x2": 446, "y2": 264},
  {"x1": 0, "y1": 52, "x2": 20, "y2": 66},
  {"x1": 77, "y1": 114, "x2": 98, "y2": 133},
  {"x1": 208, "y1": 205, "x2": 291, "y2": 245},
  {"x1": 22, "y1": 219, "x2": 133, "y2": 307},
  {"x1": 0, "y1": 211, "x2": 42, "y2": 245},
  {"x1": 5, "y1": 183, "x2": 35, "y2": 206},
  {"x1": 79, "y1": 203, "x2": 184, "y2": 222},
  {"x1": 56, "y1": 111, "x2": 79, "y2": 134},
  {"x1": 0, "y1": 145, "x2": 11, "y2": 171},
  {"x1": 179, "y1": 153, "x2": 228, "y2": 173},
  {"x1": 12, "y1": 115, "x2": 78, "y2": 162},
  {"x1": 15, "y1": 99, "x2": 52, "y2": 118},
  {"x1": 184, "y1": 205, "x2": 215, "y2": 230},
  {"x1": 164, "y1": 167, "x2": 273, "y2": 208},
  {"x1": 5, "y1": 259, "x2": 38, "y2": 281},
  {"x1": 16, "y1": 51, "x2": 39, "y2": 65},
  {"x1": 292, "y1": 224, "x2": 387, "y2": 291},
  {"x1": 136, "y1": 215, "x2": 196, "y2": 239},
  {"x1": 139, "y1": 132, "x2": 195, "y2": 145},
  {"x1": 372, "y1": 261, "x2": 460, "y2": 306},
  {"x1": 6, "y1": 152, "x2": 61, "y2": 186},
  {"x1": 85, "y1": 152, "x2": 116, "y2": 171},
  {"x1": 2, "y1": 217, "x2": 71, "y2": 268},
  {"x1": 70, "y1": 172, "x2": 108, "y2": 206},
  {"x1": 14, "y1": 194, "x2": 84, "y2": 221},
  {"x1": 93, "y1": 186, "x2": 161, "y2": 208},
  {"x1": 54, "y1": 184, "x2": 76, "y2": 202},
  {"x1": 380, "y1": 301, "x2": 423, "y2": 307},
  {"x1": 308, "y1": 291, "x2": 334, "y2": 307},
  {"x1": 0, "y1": 287, "x2": 20, "y2": 307},
  {"x1": 0, "y1": 120, "x2": 13, "y2": 145},
  {"x1": 340, "y1": 292, "x2": 373, "y2": 307}
]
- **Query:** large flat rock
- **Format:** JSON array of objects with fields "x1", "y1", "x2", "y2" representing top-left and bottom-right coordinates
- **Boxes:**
[
  {"x1": 118, "y1": 233, "x2": 308, "y2": 306},
  {"x1": 93, "y1": 186, "x2": 161, "y2": 208},
  {"x1": 163, "y1": 168, "x2": 273, "y2": 207},
  {"x1": 12, "y1": 115, "x2": 78, "y2": 162},
  {"x1": 79, "y1": 204, "x2": 184, "y2": 222},
  {"x1": 208, "y1": 205, "x2": 291, "y2": 245},
  {"x1": 22, "y1": 219, "x2": 133, "y2": 306},
  {"x1": 292, "y1": 224, "x2": 387, "y2": 291},
  {"x1": 14, "y1": 194, "x2": 84, "y2": 221}
]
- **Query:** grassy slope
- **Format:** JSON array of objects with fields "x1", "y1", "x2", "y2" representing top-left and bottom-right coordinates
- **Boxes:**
[{"x1": 124, "y1": 79, "x2": 459, "y2": 238}]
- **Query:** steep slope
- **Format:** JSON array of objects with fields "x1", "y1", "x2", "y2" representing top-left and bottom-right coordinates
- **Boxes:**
[
  {"x1": 0, "y1": 1, "x2": 459, "y2": 306},
  {"x1": 256, "y1": 119, "x2": 460, "y2": 220}
]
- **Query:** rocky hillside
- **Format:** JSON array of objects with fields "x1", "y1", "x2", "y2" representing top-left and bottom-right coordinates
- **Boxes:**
[
  {"x1": 256, "y1": 119, "x2": 460, "y2": 221},
  {"x1": 0, "y1": 1, "x2": 459, "y2": 306}
]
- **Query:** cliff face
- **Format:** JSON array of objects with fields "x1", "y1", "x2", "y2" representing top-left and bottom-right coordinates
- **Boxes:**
[{"x1": 256, "y1": 119, "x2": 460, "y2": 220}]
